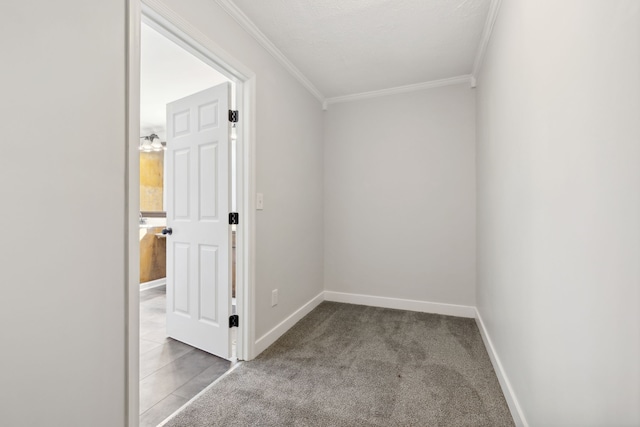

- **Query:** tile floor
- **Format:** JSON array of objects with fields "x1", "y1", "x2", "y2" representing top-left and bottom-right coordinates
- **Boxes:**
[{"x1": 139, "y1": 286, "x2": 231, "y2": 427}]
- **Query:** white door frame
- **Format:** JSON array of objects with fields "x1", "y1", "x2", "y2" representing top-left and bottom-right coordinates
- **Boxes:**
[{"x1": 126, "y1": 0, "x2": 256, "y2": 424}]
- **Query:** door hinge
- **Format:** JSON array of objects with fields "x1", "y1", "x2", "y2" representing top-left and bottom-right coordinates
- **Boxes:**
[
  {"x1": 229, "y1": 212, "x2": 239, "y2": 225},
  {"x1": 229, "y1": 110, "x2": 239, "y2": 123},
  {"x1": 229, "y1": 314, "x2": 239, "y2": 328}
]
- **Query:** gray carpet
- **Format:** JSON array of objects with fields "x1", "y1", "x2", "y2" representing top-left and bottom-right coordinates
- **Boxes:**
[{"x1": 165, "y1": 302, "x2": 514, "y2": 426}]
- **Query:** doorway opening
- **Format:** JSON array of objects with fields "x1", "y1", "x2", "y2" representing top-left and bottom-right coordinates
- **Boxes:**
[
  {"x1": 127, "y1": 3, "x2": 256, "y2": 426},
  {"x1": 138, "y1": 21, "x2": 235, "y2": 425}
]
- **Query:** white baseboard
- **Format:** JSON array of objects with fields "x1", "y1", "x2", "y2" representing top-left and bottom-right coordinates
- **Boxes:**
[
  {"x1": 475, "y1": 309, "x2": 528, "y2": 427},
  {"x1": 324, "y1": 291, "x2": 476, "y2": 318},
  {"x1": 140, "y1": 278, "x2": 166, "y2": 291},
  {"x1": 253, "y1": 291, "x2": 325, "y2": 356}
]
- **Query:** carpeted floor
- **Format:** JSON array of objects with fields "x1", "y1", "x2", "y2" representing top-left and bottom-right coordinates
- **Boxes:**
[{"x1": 165, "y1": 302, "x2": 514, "y2": 426}]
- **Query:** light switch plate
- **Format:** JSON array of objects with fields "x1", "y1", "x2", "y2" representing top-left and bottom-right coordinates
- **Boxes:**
[{"x1": 257, "y1": 193, "x2": 264, "y2": 210}]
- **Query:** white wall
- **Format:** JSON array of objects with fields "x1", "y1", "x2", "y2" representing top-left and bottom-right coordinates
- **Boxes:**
[
  {"x1": 145, "y1": 0, "x2": 326, "y2": 344},
  {"x1": 476, "y1": 1, "x2": 640, "y2": 425},
  {"x1": 0, "y1": 2, "x2": 127, "y2": 426},
  {"x1": 324, "y1": 85, "x2": 476, "y2": 308}
]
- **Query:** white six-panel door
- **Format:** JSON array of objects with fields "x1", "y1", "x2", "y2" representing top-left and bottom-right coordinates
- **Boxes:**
[{"x1": 165, "y1": 83, "x2": 231, "y2": 359}]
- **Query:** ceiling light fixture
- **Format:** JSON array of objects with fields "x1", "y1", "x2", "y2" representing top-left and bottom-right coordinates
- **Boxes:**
[
  {"x1": 139, "y1": 134, "x2": 165, "y2": 152},
  {"x1": 151, "y1": 137, "x2": 163, "y2": 151}
]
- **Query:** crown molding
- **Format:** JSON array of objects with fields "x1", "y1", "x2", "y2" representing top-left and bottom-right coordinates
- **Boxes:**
[
  {"x1": 324, "y1": 75, "x2": 472, "y2": 107},
  {"x1": 214, "y1": 0, "x2": 325, "y2": 104},
  {"x1": 471, "y1": 0, "x2": 503, "y2": 86}
]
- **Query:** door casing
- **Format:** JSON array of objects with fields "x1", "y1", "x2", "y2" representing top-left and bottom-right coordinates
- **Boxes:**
[{"x1": 126, "y1": 0, "x2": 256, "y2": 424}]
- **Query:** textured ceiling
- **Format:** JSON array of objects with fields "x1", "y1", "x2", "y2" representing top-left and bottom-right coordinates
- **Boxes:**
[
  {"x1": 231, "y1": 0, "x2": 490, "y2": 98},
  {"x1": 141, "y1": 23, "x2": 229, "y2": 140}
]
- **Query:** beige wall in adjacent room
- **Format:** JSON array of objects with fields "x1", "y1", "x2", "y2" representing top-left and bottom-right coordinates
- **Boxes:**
[{"x1": 140, "y1": 151, "x2": 164, "y2": 212}]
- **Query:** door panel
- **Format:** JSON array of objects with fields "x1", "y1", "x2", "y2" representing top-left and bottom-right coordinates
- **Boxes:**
[
  {"x1": 199, "y1": 245, "x2": 218, "y2": 324},
  {"x1": 173, "y1": 149, "x2": 190, "y2": 219},
  {"x1": 173, "y1": 243, "x2": 190, "y2": 315},
  {"x1": 165, "y1": 83, "x2": 231, "y2": 359},
  {"x1": 199, "y1": 143, "x2": 218, "y2": 220}
]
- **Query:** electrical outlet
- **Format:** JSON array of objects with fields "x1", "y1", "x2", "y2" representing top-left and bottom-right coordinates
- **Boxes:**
[
  {"x1": 271, "y1": 289, "x2": 278, "y2": 307},
  {"x1": 257, "y1": 193, "x2": 264, "y2": 210}
]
